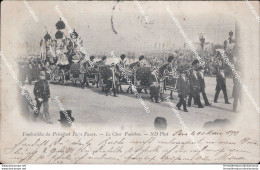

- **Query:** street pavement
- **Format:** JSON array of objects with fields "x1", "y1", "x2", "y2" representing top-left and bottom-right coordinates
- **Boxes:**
[{"x1": 25, "y1": 77, "x2": 237, "y2": 128}]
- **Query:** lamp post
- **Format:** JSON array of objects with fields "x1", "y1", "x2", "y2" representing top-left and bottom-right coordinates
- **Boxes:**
[
  {"x1": 228, "y1": 30, "x2": 233, "y2": 44},
  {"x1": 199, "y1": 33, "x2": 205, "y2": 60},
  {"x1": 224, "y1": 40, "x2": 227, "y2": 51}
]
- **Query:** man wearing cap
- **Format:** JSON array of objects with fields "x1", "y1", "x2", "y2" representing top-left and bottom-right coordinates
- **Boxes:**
[
  {"x1": 188, "y1": 60, "x2": 203, "y2": 108},
  {"x1": 214, "y1": 65, "x2": 230, "y2": 104},
  {"x1": 33, "y1": 71, "x2": 52, "y2": 123}
]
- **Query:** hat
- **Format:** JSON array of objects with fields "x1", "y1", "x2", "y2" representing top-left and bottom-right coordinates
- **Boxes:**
[
  {"x1": 192, "y1": 59, "x2": 199, "y2": 66},
  {"x1": 139, "y1": 55, "x2": 144, "y2": 61},
  {"x1": 58, "y1": 110, "x2": 74, "y2": 127},
  {"x1": 120, "y1": 54, "x2": 126, "y2": 60},
  {"x1": 102, "y1": 56, "x2": 107, "y2": 61},
  {"x1": 154, "y1": 117, "x2": 167, "y2": 130},
  {"x1": 90, "y1": 56, "x2": 95, "y2": 60},
  {"x1": 168, "y1": 56, "x2": 174, "y2": 63}
]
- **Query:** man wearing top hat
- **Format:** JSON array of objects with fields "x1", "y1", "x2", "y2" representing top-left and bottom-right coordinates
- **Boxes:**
[
  {"x1": 176, "y1": 66, "x2": 190, "y2": 112},
  {"x1": 33, "y1": 71, "x2": 52, "y2": 123},
  {"x1": 188, "y1": 59, "x2": 203, "y2": 108},
  {"x1": 214, "y1": 64, "x2": 230, "y2": 104},
  {"x1": 197, "y1": 66, "x2": 212, "y2": 106}
]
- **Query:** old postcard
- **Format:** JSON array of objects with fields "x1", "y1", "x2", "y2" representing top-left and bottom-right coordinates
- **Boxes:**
[{"x1": 0, "y1": 0, "x2": 259, "y2": 164}]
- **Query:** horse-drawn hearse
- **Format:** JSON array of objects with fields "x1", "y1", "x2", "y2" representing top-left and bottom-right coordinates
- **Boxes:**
[{"x1": 40, "y1": 18, "x2": 180, "y2": 101}]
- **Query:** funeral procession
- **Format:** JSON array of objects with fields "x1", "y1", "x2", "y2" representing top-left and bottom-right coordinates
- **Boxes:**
[{"x1": 16, "y1": 15, "x2": 242, "y2": 129}]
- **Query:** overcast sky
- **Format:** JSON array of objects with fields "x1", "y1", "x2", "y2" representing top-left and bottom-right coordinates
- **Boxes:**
[{"x1": 2, "y1": 1, "x2": 237, "y2": 56}]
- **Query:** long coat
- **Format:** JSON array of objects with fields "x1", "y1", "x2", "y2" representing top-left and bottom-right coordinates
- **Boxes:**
[
  {"x1": 177, "y1": 75, "x2": 190, "y2": 98},
  {"x1": 215, "y1": 67, "x2": 226, "y2": 87},
  {"x1": 149, "y1": 72, "x2": 160, "y2": 97},
  {"x1": 189, "y1": 71, "x2": 200, "y2": 95},
  {"x1": 197, "y1": 71, "x2": 206, "y2": 91},
  {"x1": 33, "y1": 79, "x2": 50, "y2": 102}
]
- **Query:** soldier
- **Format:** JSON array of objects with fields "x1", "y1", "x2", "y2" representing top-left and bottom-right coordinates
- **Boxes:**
[
  {"x1": 83, "y1": 55, "x2": 95, "y2": 69},
  {"x1": 138, "y1": 55, "x2": 146, "y2": 67},
  {"x1": 197, "y1": 66, "x2": 211, "y2": 106},
  {"x1": 176, "y1": 66, "x2": 190, "y2": 112},
  {"x1": 33, "y1": 71, "x2": 52, "y2": 123},
  {"x1": 104, "y1": 63, "x2": 117, "y2": 97},
  {"x1": 128, "y1": 55, "x2": 145, "y2": 69},
  {"x1": 119, "y1": 54, "x2": 128, "y2": 68},
  {"x1": 188, "y1": 60, "x2": 203, "y2": 108},
  {"x1": 214, "y1": 65, "x2": 230, "y2": 104},
  {"x1": 158, "y1": 55, "x2": 175, "y2": 99},
  {"x1": 117, "y1": 54, "x2": 129, "y2": 93},
  {"x1": 150, "y1": 67, "x2": 160, "y2": 103},
  {"x1": 82, "y1": 55, "x2": 96, "y2": 87}
]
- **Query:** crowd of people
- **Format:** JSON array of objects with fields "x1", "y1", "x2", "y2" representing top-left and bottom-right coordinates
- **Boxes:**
[
  {"x1": 16, "y1": 18, "x2": 241, "y2": 125},
  {"x1": 17, "y1": 47, "x2": 241, "y2": 124}
]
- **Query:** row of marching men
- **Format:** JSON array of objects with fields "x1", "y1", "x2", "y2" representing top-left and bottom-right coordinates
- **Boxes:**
[
  {"x1": 176, "y1": 58, "x2": 241, "y2": 113},
  {"x1": 84, "y1": 54, "x2": 241, "y2": 113}
]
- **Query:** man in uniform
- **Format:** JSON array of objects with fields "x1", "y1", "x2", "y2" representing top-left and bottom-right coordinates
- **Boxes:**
[
  {"x1": 158, "y1": 55, "x2": 175, "y2": 99},
  {"x1": 82, "y1": 55, "x2": 96, "y2": 87},
  {"x1": 128, "y1": 55, "x2": 145, "y2": 69},
  {"x1": 188, "y1": 60, "x2": 203, "y2": 108},
  {"x1": 104, "y1": 63, "x2": 117, "y2": 97},
  {"x1": 119, "y1": 54, "x2": 128, "y2": 68},
  {"x1": 150, "y1": 67, "x2": 160, "y2": 103},
  {"x1": 139, "y1": 55, "x2": 146, "y2": 67},
  {"x1": 214, "y1": 64, "x2": 230, "y2": 104},
  {"x1": 33, "y1": 71, "x2": 52, "y2": 123}
]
